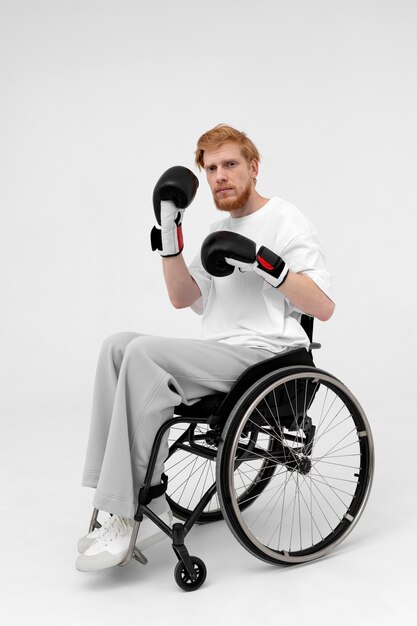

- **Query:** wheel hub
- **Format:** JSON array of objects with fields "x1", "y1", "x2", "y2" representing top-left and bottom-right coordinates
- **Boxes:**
[
  {"x1": 286, "y1": 454, "x2": 312, "y2": 474},
  {"x1": 297, "y1": 455, "x2": 312, "y2": 474}
]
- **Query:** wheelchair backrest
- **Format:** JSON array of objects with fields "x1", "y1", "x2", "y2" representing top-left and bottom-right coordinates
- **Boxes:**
[{"x1": 300, "y1": 314, "x2": 314, "y2": 343}]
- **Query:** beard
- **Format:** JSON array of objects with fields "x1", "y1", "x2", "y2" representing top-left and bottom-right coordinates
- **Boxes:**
[{"x1": 212, "y1": 179, "x2": 253, "y2": 212}]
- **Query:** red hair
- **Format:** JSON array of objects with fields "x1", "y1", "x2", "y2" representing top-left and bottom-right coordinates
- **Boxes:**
[{"x1": 195, "y1": 124, "x2": 261, "y2": 170}]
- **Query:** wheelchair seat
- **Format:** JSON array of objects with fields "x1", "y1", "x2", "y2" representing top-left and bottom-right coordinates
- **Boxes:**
[
  {"x1": 175, "y1": 346, "x2": 314, "y2": 419},
  {"x1": 176, "y1": 314, "x2": 317, "y2": 420}
]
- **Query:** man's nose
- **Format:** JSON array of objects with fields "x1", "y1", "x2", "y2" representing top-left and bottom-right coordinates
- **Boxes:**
[{"x1": 216, "y1": 167, "x2": 227, "y2": 182}]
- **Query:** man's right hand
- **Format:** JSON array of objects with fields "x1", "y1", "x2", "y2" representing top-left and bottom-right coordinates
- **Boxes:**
[{"x1": 150, "y1": 166, "x2": 199, "y2": 257}]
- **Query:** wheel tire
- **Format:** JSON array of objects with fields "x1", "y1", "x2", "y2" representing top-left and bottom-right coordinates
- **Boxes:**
[
  {"x1": 174, "y1": 556, "x2": 207, "y2": 591},
  {"x1": 217, "y1": 366, "x2": 374, "y2": 565}
]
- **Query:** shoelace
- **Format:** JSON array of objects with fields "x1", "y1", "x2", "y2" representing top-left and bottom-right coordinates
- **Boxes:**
[
  {"x1": 94, "y1": 516, "x2": 132, "y2": 547},
  {"x1": 90, "y1": 515, "x2": 118, "y2": 538}
]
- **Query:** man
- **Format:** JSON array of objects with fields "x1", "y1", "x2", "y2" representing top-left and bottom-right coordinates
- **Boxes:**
[{"x1": 76, "y1": 124, "x2": 335, "y2": 572}]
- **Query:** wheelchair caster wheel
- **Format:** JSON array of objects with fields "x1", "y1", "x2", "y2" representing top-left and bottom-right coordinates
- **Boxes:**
[{"x1": 174, "y1": 556, "x2": 207, "y2": 591}]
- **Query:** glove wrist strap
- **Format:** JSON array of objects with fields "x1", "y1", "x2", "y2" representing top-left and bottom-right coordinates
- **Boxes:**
[
  {"x1": 150, "y1": 225, "x2": 184, "y2": 257},
  {"x1": 255, "y1": 245, "x2": 289, "y2": 287}
]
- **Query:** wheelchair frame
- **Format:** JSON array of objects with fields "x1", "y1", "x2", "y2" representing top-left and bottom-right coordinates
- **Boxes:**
[{"x1": 88, "y1": 316, "x2": 374, "y2": 591}]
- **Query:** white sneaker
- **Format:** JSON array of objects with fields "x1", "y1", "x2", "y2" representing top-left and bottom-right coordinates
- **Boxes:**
[
  {"x1": 76, "y1": 511, "x2": 173, "y2": 572},
  {"x1": 77, "y1": 514, "x2": 118, "y2": 554}
]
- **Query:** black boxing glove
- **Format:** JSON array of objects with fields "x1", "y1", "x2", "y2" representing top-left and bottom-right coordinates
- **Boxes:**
[
  {"x1": 150, "y1": 166, "x2": 199, "y2": 257},
  {"x1": 201, "y1": 230, "x2": 289, "y2": 287}
]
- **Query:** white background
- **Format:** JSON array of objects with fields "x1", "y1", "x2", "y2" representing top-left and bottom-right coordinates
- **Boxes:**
[{"x1": 0, "y1": 0, "x2": 416, "y2": 624}]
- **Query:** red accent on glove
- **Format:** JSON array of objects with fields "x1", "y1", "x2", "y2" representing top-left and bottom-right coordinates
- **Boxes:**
[
  {"x1": 177, "y1": 225, "x2": 184, "y2": 252},
  {"x1": 257, "y1": 255, "x2": 274, "y2": 271}
]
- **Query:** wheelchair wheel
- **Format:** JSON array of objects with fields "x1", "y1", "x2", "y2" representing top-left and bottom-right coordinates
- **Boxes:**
[
  {"x1": 174, "y1": 556, "x2": 207, "y2": 591},
  {"x1": 165, "y1": 422, "x2": 279, "y2": 523},
  {"x1": 217, "y1": 366, "x2": 374, "y2": 564}
]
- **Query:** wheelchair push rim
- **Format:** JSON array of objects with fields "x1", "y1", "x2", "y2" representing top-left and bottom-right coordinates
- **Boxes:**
[{"x1": 217, "y1": 366, "x2": 375, "y2": 565}]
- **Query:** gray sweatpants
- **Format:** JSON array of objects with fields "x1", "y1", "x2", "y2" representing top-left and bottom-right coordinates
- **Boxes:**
[{"x1": 82, "y1": 333, "x2": 272, "y2": 518}]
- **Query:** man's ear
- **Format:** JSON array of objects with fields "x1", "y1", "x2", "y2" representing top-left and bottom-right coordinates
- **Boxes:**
[{"x1": 250, "y1": 159, "x2": 259, "y2": 178}]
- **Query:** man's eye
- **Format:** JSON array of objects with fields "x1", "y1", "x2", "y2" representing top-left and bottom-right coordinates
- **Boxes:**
[{"x1": 227, "y1": 162, "x2": 236, "y2": 167}]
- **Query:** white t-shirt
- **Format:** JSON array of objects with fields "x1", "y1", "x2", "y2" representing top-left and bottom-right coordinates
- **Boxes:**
[{"x1": 188, "y1": 196, "x2": 334, "y2": 353}]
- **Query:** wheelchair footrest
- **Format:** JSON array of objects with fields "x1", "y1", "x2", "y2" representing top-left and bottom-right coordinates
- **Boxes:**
[
  {"x1": 132, "y1": 547, "x2": 148, "y2": 565},
  {"x1": 118, "y1": 519, "x2": 149, "y2": 567}
]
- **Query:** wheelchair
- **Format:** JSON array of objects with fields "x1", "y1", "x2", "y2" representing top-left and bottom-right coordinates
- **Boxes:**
[{"x1": 88, "y1": 316, "x2": 374, "y2": 591}]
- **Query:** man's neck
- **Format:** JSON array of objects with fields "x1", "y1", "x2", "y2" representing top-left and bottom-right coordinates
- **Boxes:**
[{"x1": 228, "y1": 192, "x2": 270, "y2": 219}]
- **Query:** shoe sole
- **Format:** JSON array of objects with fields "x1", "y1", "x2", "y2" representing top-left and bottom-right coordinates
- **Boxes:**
[{"x1": 76, "y1": 549, "x2": 127, "y2": 572}]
